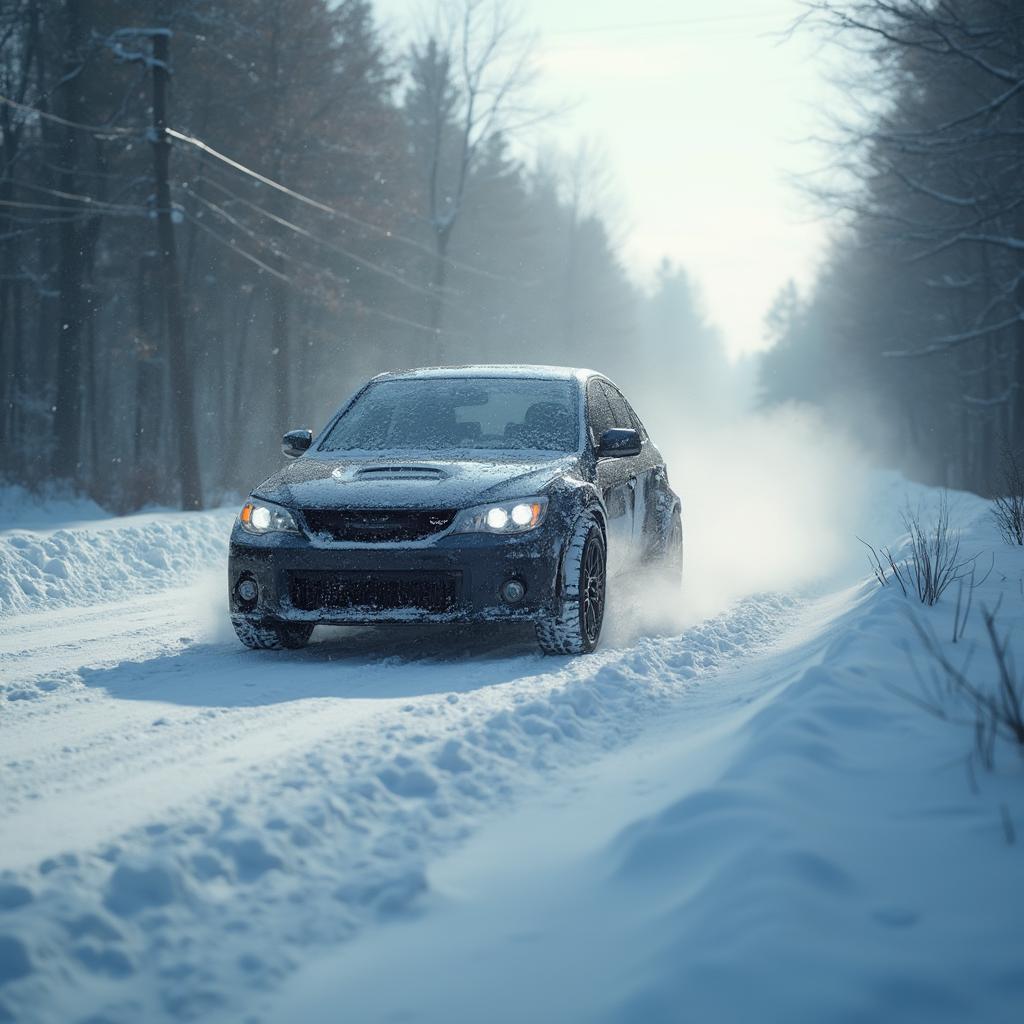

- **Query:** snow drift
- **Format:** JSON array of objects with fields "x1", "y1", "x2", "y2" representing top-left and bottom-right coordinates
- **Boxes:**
[
  {"x1": 0, "y1": 509, "x2": 234, "y2": 617},
  {"x1": 3, "y1": 473, "x2": 1023, "y2": 1024},
  {"x1": 273, "y1": 481, "x2": 1024, "y2": 1024}
]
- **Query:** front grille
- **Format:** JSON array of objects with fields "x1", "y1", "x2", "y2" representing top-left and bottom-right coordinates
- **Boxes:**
[
  {"x1": 301, "y1": 508, "x2": 457, "y2": 543},
  {"x1": 289, "y1": 571, "x2": 461, "y2": 613}
]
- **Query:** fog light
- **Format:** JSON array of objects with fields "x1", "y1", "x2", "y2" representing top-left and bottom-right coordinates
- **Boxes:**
[
  {"x1": 500, "y1": 578, "x2": 526, "y2": 604},
  {"x1": 236, "y1": 578, "x2": 258, "y2": 603}
]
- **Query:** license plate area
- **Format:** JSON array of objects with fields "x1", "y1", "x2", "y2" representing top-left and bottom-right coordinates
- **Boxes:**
[{"x1": 288, "y1": 570, "x2": 461, "y2": 613}]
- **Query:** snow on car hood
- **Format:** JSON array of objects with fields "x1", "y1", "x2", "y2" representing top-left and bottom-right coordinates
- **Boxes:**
[{"x1": 252, "y1": 452, "x2": 581, "y2": 510}]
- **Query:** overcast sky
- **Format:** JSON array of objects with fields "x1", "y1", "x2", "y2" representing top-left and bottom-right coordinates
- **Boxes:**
[{"x1": 373, "y1": 0, "x2": 836, "y2": 359}]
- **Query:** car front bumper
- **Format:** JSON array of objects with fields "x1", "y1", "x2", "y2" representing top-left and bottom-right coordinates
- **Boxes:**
[{"x1": 227, "y1": 524, "x2": 563, "y2": 626}]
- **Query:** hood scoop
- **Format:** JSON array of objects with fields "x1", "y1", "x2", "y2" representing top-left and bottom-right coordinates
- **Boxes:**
[{"x1": 351, "y1": 465, "x2": 448, "y2": 482}]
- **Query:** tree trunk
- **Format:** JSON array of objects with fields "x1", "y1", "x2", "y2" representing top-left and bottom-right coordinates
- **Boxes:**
[
  {"x1": 429, "y1": 226, "x2": 451, "y2": 363},
  {"x1": 220, "y1": 288, "x2": 256, "y2": 490},
  {"x1": 0, "y1": 148, "x2": 16, "y2": 468},
  {"x1": 133, "y1": 257, "x2": 163, "y2": 508},
  {"x1": 270, "y1": 268, "x2": 290, "y2": 441},
  {"x1": 1014, "y1": 259, "x2": 1024, "y2": 451},
  {"x1": 1013, "y1": 32, "x2": 1024, "y2": 454},
  {"x1": 52, "y1": 0, "x2": 86, "y2": 483}
]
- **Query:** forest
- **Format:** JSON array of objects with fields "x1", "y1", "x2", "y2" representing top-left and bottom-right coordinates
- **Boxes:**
[
  {"x1": 760, "y1": 0, "x2": 1024, "y2": 497},
  {"x1": 4, "y1": 0, "x2": 1021, "y2": 511},
  {"x1": 0, "y1": 0, "x2": 726, "y2": 511}
]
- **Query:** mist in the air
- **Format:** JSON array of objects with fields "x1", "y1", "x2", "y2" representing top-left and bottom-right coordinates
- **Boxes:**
[
  {"x1": 600, "y1": 399, "x2": 868, "y2": 649},
  {"x1": 587, "y1": 257, "x2": 868, "y2": 646}
]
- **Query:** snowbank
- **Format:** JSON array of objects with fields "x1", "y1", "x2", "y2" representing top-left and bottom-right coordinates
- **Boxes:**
[
  {"x1": 0, "y1": 586, "x2": 797, "y2": 1022},
  {"x1": 0, "y1": 506, "x2": 235, "y2": 617},
  {"x1": 4, "y1": 473, "x2": 1022, "y2": 1024},
  {"x1": 272, "y1": 482, "x2": 1024, "y2": 1024}
]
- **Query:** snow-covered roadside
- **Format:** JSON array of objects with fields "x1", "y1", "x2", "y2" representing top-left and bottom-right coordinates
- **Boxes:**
[
  {"x1": 3, "y1": 474, "x2": 1021, "y2": 1024},
  {"x1": 274, "y1": 488, "x2": 1024, "y2": 1024},
  {"x1": 0, "y1": 497, "x2": 801, "y2": 1023},
  {"x1": 0, "y1": 504, "x2": 235, "y2": 617}
]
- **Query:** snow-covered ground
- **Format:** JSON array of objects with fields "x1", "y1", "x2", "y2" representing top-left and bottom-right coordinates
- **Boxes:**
[
  {"x1": 1, "y1": 451, "x2": 1022, "y2": 1023},
  {"x1": 275, "y1": 492, "x2": 1024, "y2": 1024}
]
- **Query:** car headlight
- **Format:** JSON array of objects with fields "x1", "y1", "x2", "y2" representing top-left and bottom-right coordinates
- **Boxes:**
[
  {"x1": 452, "y1": 496, "x2": 548, "y2": 535},
  {"x1": 238, "y1": 499, "x2": 300, "y2": 535}
]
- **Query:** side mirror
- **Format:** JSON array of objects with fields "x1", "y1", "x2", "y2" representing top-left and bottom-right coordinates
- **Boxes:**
[
  {"x1": 282, "y1": 428, "x2": 313, "y2": 459},
  {"x1": 598, "y1": 427, "x2": 642, "y2": 458}
]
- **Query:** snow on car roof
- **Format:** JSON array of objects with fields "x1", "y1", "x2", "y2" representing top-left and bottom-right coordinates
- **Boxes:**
[{"x1": 372, "y1": 364, "x2": 597, "y2": 383}]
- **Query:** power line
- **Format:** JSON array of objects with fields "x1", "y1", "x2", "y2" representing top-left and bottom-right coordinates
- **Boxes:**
[
  {"x1": 189, "y1": 174, "x2": 448, "y2": 302},
  {"x1": 0, "y1": 92, "x2": 475, "y2": 337},
  {"x1": 190, "y1": 188, "x2": 355, "y2": 284},
  {"x1": 0, "y1": 94, "x2": 135, "y2": 137},
  {"x1": 14, "y1": 178, "x2": 145, "y2": 210},
  {"x1": 0, "y1": 225, "x2": 51, "y2": 242},
  {"x1": 184, "y1": 204, "x2": 449, "y2": 338},
  {"x1": 166, "y1": 127, "x2": 514, "y2": 283},
  {"x1": 184, "y1": 210, "x2": 290, "y2": 282},
  {"x1": 1, "y1": 93, "x2": 523, "y2": 287},
  {"x1": 0, "y1": 209, "x2": 115, "y2": 228},
  {"x1": 351, "y1": 299, "x2": 454, "y2": 338},
  {"x1": 0, "y1": 197, "x2": 145, "y2": 215}
]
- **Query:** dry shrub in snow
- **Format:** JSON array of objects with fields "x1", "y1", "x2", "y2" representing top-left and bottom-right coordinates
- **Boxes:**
[
  {"x1": 860, "y1": 493, "x2": 973, "y2": 606},
  {"x1": 910, "y1": 604, "x2": 1024, "y2": 772},
  {"x1": 859, "y1": 537, "x2": 909, "y2": 596},
  {"x1": 992, "y1": 447, "x2": 1024, "y2": 546},
  {"x1": 901, "y1": 495, "x2": 973, "y2": 606}
]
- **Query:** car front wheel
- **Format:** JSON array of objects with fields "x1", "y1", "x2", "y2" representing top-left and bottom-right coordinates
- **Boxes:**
[
  {"x1": 231, "y1": 615, "x2": 314, "y2": 650},
  {"x1": 536, "y1": 514, "x2": 606, "y2": 656}
]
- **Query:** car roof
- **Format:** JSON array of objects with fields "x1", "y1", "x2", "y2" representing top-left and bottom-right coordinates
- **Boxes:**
[{"x1": 370, "y1": 364, "x2": 599, "y2": 385}]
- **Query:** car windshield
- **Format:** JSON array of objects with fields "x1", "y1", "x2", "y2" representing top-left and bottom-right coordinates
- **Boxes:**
[{"x1": 320, "y1": 377, "x2": 579, "y2": 454}]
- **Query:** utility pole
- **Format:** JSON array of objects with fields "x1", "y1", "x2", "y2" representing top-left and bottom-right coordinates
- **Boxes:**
[{"x1": 150, "y1": 27, "x2": 203, "y2": 510}]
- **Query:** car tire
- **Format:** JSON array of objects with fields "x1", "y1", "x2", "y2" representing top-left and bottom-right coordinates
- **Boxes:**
[
  {"x1": 231, "y1": 615, "x2": 314, "y2": 650},
  {"x1": 536, "y1": 514, "x2": 606, "y2": 655}
]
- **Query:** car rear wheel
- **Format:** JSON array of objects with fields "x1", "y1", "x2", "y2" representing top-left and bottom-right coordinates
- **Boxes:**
[
  {"x1": 231, "y1": 615, "x2": 314, "y2": 650},
  {"x1": 536, "y1": 514, "x2": 606, "y2": 655},
  {"x1": 661, "y1": 512, "x2": 683, "y2": 586}
]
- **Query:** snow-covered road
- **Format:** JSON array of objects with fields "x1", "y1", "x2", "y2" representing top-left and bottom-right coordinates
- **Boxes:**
[
  {"x1": 0, "y1": 507, "x2": 800, "y2": 1023},
  {"x1": 2, "y1": 476, "x2": 1022, "y2": 1024}
]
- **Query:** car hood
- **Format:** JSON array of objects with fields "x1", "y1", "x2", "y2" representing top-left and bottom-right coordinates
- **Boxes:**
[{"x1": 252, "y1": 452, "x2": 582, "y2": 510}]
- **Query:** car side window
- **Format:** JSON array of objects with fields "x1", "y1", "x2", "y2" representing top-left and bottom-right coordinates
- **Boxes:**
[
  {"x1": 600, "y1": 382, "x2": 633, "y2": 431},
  {"x1": 587, "y1": 381, "x2": 614, "y2": 448},
  {"x1": 616, "y1": 389, "x2": 648, "y2": 439}
]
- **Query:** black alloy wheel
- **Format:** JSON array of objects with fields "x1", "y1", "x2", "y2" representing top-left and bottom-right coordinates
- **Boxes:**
[
  {"x1": 581, "y1": 530, "x2": 606, "y2": 646},
  {"x1": 535, "y1": 515, "x2": 606, "y2": 655}
]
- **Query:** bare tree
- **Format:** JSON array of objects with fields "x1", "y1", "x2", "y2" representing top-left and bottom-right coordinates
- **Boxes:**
[
  {"x1": 773, "y1": 0, "x2": 1024, "y2": 492},
  {"x1": 407, "y1": 0, "x2": 536, "y2": 357},
  {"x1": 0, "y1": 0, "x2": 41, "y2": 475},
  {"x1": 548, "y1": 139, "x2": 621, "y2": 351}
]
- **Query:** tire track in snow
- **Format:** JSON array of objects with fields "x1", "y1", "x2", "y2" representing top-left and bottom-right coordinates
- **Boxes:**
[{"x1": 0, "y1": 587, "x2": 800, "y2": 1024}]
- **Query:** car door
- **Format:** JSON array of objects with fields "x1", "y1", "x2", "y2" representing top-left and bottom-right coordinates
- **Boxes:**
[
  {"x1": 586, "y1": 378, "x2": 635, "y2": 574},
  {"x1": 609, "y1": 384, "x2": 663, "y2": 556}
]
